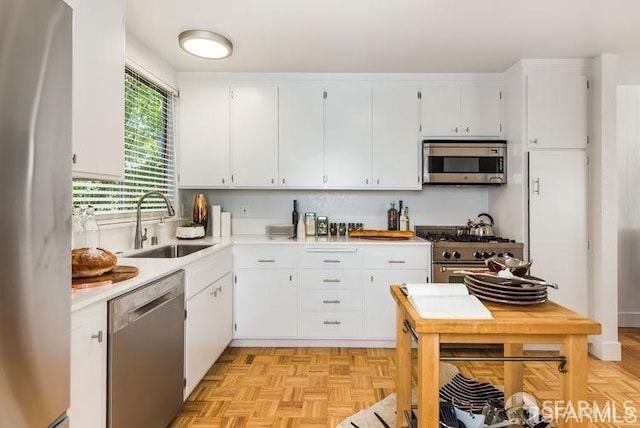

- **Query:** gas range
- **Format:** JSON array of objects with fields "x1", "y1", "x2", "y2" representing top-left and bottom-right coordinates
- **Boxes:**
[{"x1": 415, "y1": 225, "x2": 524, "y2": 263}]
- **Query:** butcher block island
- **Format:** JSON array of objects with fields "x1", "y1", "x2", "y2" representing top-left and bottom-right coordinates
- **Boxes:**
[{"x1": 391, "y1": 285, "x2": 601, "y2": 428}]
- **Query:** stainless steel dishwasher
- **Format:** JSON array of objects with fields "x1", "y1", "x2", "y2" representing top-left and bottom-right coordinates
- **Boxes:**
[{"x1": 108, "y1": 270, "x2": 185, "y2": 428}]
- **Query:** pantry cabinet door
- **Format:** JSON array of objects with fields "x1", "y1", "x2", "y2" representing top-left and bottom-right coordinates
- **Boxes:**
[
  {"x1": 324, "y1": 84, "x2": 372, "y2": 188},
  {"x1": 178, "y1": 84, "x2": 230, "y2": 187},
  {"x1": 230, "y1": 86, "x2": 279, "y2": 187},
  {"x1": 372, "y1": 85, "x2": 421, "y2": 189},
  {"x1": 279, "y1": 83, "x2": 325, "y2": 187},
  {"x1": 528, "y1": 150, "x2": 588, "y2": 315},
  {"x1": 527, "y1": 75, "x2": 588, "y2": 149}
]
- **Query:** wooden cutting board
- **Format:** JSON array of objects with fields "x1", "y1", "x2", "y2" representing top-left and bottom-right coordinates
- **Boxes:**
[
  {"x1": 348, "y1": 229, "x2": 415, "y2": 239},
  {"x1": 72, "y1": 265, "x2": 139, "y2": 290}
]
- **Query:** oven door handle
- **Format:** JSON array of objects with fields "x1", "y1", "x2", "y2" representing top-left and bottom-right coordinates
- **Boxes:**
[{"x1": 438, "y1": 266, "x2": 478, "y2": 272}]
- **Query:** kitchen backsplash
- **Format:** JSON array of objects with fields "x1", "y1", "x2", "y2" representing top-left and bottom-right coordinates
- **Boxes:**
[{"x1": 180, "y1": 188, "x2": 490, "y2": 234}]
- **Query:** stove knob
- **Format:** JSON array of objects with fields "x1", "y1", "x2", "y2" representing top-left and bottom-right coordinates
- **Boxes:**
[
  {"x1": 496, "y1": 252, "x2": 504, "y2": 258},
  {"x1": 473, "y1": 251, "x2": 483, "y2": 260},
  {"x1": 505, "y1": 251, "x2": 514, "y2": 257},
  {"x1": 483, "y1": 251, "x2": 494, "y2": 259},
  {"x1": 442, "y1": 251, "x2": 451, "y2": 259},
  {"x1": 453, "y1": 251, "x2": 461, "y2": 259}
]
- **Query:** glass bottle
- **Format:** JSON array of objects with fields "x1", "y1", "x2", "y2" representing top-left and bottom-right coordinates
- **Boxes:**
[
  {"x1": 84, "y1": 205, "x2": 100, "y2": 248},
  {"x1": 387, "y1": 202, "x2": 398, "y2": 230},
  {"x1": 71, "y1": 205, "x2": 85, "y2": 249},
  {"x1": 399, "y1": 207, "x2": 408, "y2": 231},
  {"x1": 404, "y1": 207, "x2": 411, "y2": 231},
  {"x1": 292, "y1": 200, "x2": 299, "y2": 238}
]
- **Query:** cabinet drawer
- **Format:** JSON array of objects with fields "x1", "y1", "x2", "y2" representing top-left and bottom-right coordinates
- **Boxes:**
[
  {"x1": 185, "y1": 248, "x2": 232, "y2": 299},
  {"x1": 234, "y1": 245, "x2": 297, "y2": 269},
  {"x1": 299, "y1": 290, "x2": 362, "y2": 311},
  {"x1": 362, "y1": 246, "x2": 428, "y2": 269},
  {"x1": 300, "y1": 247, "x2": 361, "y2": 269},
  {"x1": 299, "y1": 311, "x2": 362, "y2": 338},
  {"x1": 299, "y1": 269, "x2": 362, "y2": 290}
]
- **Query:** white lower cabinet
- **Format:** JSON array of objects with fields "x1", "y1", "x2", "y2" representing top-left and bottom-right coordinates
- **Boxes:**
[
  {"x1": 70, "y1": 302, "x2": 107, "y2": 428},
  {"x1": 362, "y1": 246, "x2": 430, "y2": 340},
  {"x1": 233, "y1": 269, "x2": 298, "y2": 337},
  {"x1": 185, "y1": 273, "x2": 233, "y2": 397}
]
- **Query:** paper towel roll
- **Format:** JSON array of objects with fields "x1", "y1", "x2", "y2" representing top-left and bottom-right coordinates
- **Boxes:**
[
  {"x1": 211, "y1": 205, "x2": 221, "y2": 237},
  {"x1": 221, "y1": 212, "x2": 231, "y2": 237}
]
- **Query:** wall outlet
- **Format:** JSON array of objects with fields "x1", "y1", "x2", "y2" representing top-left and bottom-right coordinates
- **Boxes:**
[{"x1": 240, "y1": 205, "x2": 249, "y2": 217}]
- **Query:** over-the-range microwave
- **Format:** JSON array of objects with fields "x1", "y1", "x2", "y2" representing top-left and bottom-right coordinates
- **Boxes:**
[{"x1": 422, "y1": 139, "x2": 507, "y2": 185}]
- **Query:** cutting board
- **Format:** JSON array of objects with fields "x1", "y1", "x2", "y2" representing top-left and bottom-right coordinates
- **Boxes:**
[
  {"x1": 348, "y1": 229, "x2": 415, "y2": 240},
  {"x1": 72, "y1": 265, "x2": 139, "y2": 290}
]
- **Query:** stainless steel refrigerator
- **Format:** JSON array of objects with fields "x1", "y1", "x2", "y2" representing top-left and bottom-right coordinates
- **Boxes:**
[{"x1": 0, "y1": 0, "x2": 72, "y2": 426}]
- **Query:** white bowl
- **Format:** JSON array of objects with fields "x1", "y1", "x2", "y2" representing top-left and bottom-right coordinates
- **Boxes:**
[{"x1": 175, "y1": 225, "x2": 205, "y2": 239}]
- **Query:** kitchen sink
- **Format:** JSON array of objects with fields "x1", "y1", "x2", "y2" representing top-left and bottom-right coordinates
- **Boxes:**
[{"x1": 125, "y1": 244, "x2": 215, "y2": 259}]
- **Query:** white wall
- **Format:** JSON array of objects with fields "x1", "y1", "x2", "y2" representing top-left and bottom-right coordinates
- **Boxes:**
[
  {"x1": 617, "y1": 51, "x2": 640, "y2": 85},
  {"x1": 617, "y1": 86, "x2": 640, "y2": 327},
  {"x1": 179, "y1": 188, "x2": 490, "y2": 235},
  {"x1": 589, "y1": 54, "x2": 621, "y2": 360},
  {"x1": 126, "y1": 33, "x2": 178, "y2": 92}
]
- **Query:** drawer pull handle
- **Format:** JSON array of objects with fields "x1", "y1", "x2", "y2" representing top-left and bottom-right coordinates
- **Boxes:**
[
  {"x1": 257, "y1": 259, "x2": 275, "y2": 263},
  {"x1": 388, "y1": 260, "x2": 406, "y2": 264},
  {"x1": 323, "y1": 279, "x2": 341, "y2": 283},
  {"x1": 323, "y1": 320, "x2": 341, "y2": 325},
  {"x1": 323, "y1": 259, "x2": 341, "y2": 263},
  {"x1": 323, "y1": 299, "x2": 341, "y2": 304}
]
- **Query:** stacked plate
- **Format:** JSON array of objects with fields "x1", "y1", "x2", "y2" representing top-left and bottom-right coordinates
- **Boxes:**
[
  {"x1": 463, "y1": 273, "x2": 549, "y2": 305},
  {"x1": 439, "y1": 372, "x2": 504, "y2": 413},
  {"x1": 265, "y1": 223, "x2": 294, "y2": 238}
]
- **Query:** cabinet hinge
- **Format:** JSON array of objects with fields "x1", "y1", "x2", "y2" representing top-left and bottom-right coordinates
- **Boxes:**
[
  {"x1": 234, "y1": 323, "x2": 237, "y2": 331},
  {"x1": 418, "y1": 91, "x2": 422, "y2": 99},
  {"x1": 184, "y1": 309, "x2": 187, "y2": 320},
  {"x1": 323, "y1": 90, "x2": 327, "y2": 99},
  {"x1": 230, "y1": 90, "x2": 234, "y2": 99},
  {"x1": 323, "y1": 175, "x2": 328, "y2": 183},
  {"x1": 500, "y1": 124, "x2": 503, "y2": 132},
  {"x1": 587, "y1": 135, "x2": 590, "y2": 145},
  {"x1": 72, "y1": 153, "x2": 77, "y2": 164},
  {"x1": 234, "y1": 275, "x2": 237, "y2": 284},
  {"x1": 587, "y1": 80, "x2": 590, "y2": 89},
  {"x1": 426, "y1": 276, "x2": 430, "y2": 283},
  {"x1": 587, "y1": 240, "x2": 590, "y2": 250},
  {"x1": 587, "y1": 155, "x2": 590, "y2": 166},
  {"x1": 183, "y1": 378, "x2": 186, "y2": 388},
  {"x1": 499, "y1": 91, "x2": 503, "y2": 100},
  {"x1": 177, "y1": 173, "x2": 180, "y2": 183},
  {"x1": 419, "y1": 124, "x2": 422, "y2": 132},
  {"x1": 231, "y1": 174, "x2": 234, "y2": 183}
]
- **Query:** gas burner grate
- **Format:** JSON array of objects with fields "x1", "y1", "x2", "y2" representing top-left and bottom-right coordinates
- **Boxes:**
[{"x1": 417, "y1": 232, "x2": 515, "y2": 244}]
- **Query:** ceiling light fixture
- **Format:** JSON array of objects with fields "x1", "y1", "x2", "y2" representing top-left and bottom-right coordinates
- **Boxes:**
[{"x1": 178, "y1": 30, "x2": 233, "y2": 59}]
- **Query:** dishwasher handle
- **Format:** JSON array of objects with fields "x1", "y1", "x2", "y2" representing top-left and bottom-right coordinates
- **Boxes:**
[{"x1": 127, "y1": 289, "x2": 179, "y2": 325}]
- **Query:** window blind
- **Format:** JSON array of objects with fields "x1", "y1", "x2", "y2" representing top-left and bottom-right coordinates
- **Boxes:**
[{"x1": 73, "y1": 67, "x2": 177, "y2": 214}]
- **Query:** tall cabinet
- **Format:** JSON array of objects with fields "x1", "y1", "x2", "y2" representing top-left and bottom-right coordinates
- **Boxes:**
[{"x1": 495, "y1": 61, "x2": 590, "y2": 316}]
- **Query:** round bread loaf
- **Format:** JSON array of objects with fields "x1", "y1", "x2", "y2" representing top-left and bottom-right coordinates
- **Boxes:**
[{"x1": 72, "y1": 247, "x2": 118, "y2": 278}]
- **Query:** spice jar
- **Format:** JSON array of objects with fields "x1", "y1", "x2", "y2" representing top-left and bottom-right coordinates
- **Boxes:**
[
  {"x1": 317, "y1": 216, "x2": 329, "y2": 236},
  {"x1": 330, "y1": 223, "x2": 338, "y2": 236}
]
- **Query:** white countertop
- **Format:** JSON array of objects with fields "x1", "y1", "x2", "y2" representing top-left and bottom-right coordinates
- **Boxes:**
[{"x1": 71, "y1": 234, "x2": 430, "y2": 312}]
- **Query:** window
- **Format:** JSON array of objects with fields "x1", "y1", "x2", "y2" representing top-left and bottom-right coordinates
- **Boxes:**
[{"x1": 72, "y1": 67, "x2": 176, "y2": 215}]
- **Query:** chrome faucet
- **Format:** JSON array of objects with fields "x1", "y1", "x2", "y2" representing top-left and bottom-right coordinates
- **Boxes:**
[{"x1": 134, "y1": 191, "x2": 175, "y2": 249}]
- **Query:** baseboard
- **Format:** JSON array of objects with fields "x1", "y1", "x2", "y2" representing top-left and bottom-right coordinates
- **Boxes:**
[
  {"x1": 589, "y1": 339, "x2": 622, "y2": 361},
  {"x1": 231, "y1": 338, "x2": 396, "y2": 348},
  {"x1": 619, "y1": 311, "x2": 640, "y2": 327}
]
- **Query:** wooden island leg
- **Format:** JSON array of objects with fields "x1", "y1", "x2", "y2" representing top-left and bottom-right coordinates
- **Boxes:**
[
  {"x1": 503, "y1": 343, "x2": 524, "y2": 401},
  {"x1": 417, "y1": 333, "x2": 440, "y2": 427},
  {"x1": 558, "y1": 335, "x2": 589, "y2": 428},
  {"x1": 396, "y1": 307, "x2": 412, "y2": 428}
]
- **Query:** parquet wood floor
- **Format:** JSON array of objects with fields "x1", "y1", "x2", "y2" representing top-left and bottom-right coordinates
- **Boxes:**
[{"x1": 170, "y1": 329, "x2": 640, "y2": 428}]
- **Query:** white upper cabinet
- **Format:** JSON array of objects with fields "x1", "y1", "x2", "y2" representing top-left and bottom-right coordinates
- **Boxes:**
[
  {"x1": 69, "y1": 0, "x2": 124, "y2": 180},
  {"x1": 324, "y1": 83, "x2": 373, "y2": 188},
  {"x1": 526, "y1": 75, "x2": 588, "y2": 149},
  {"x1": 278, "y1": 83, "x2": 325, "y2": 188},
  {"x1": 178, "y1": 84, "x2": 230, "y2": 188},
  {"x1": 230, "y1": 86, "x2": 279, "y2": 187},
  {"x1": 421, "y1": 83, "x2": 502, "y2": 137},
  {"x1": 372, "y1": 85, "x2": 421, "y2": 189}
]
